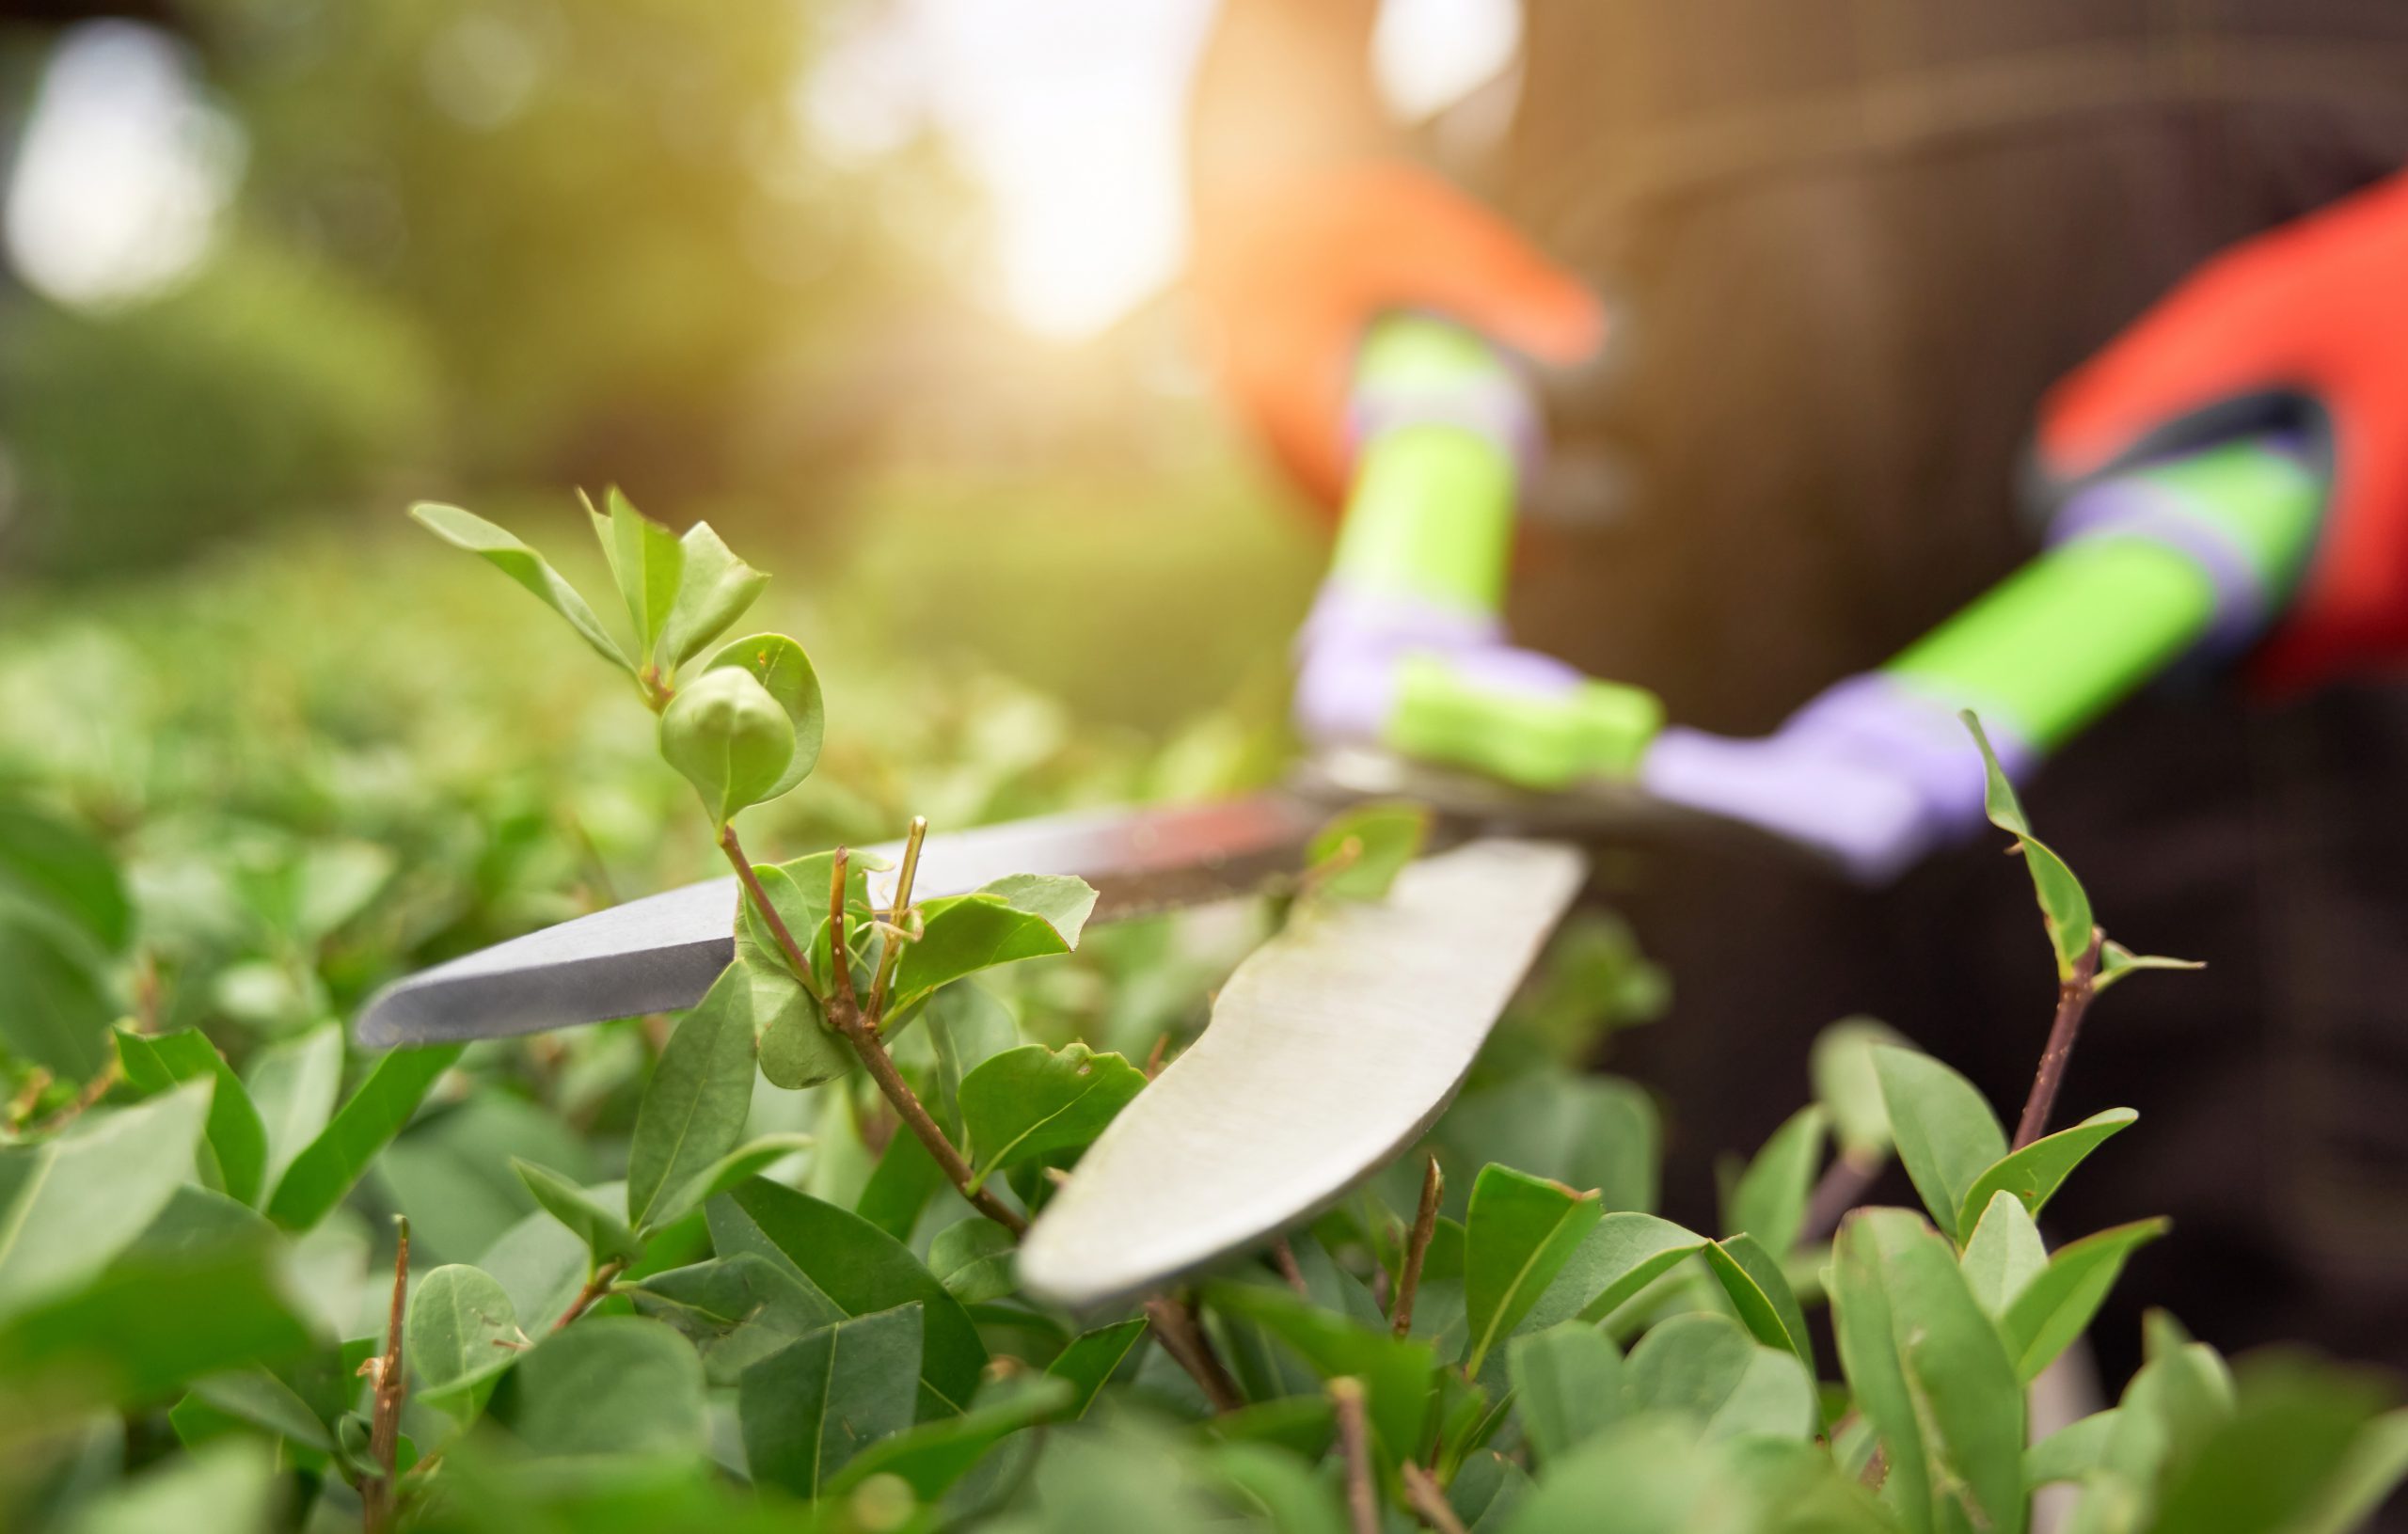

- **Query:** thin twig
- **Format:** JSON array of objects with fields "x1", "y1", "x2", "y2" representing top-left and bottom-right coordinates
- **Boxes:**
[
  {"x1": 1272, "y1": 1238, "x2": 1309, "y2": 1298},
  {"x1": 2013, "y1": 929, "x2": 2105, "y2": 1150},
  {"x1": 866, "y1": 815, "x2": 927, "y2": 1024},
  {"x1": 1402, "y1": 1462, "x2": 1468, "y2": 1534},
  {"x1": 552, "y1": 1257, "x2": 628, "y2": 1331},
  {"x1": 1143, "y1": 1293, "x2": 1244, "y2": 1414},
  {"x1": 1800, "y1": 1150, "x2": 1882, "y2": 1246},
  {"x1": 1143, "y1": 1033, "x2": 1170, "y2": 1080},
  {"x1": 30, "y1": 1059, "x2": 119, "y2": 1136},
  {"x1": 719, "y1": 828, "x2": 1027, "y2": 1237},
  {"x1": 361, "y1": 1216, "x2": 410, "y2": 1534},
  {"x1": 1392, "y1": 1156, "x2": 1443, "y2": 1337},
  {"x1": 1332, "y1": 1378, "x2": 1380, "y2": 1534}
]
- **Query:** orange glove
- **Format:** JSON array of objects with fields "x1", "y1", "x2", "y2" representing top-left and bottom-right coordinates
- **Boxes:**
[
  {"x1": 2038, "y1": 170, "x2": 2408, "y2": 689},
  {"x1": 1191, "y1": 160, "x2": 1605, "y2": 506}
]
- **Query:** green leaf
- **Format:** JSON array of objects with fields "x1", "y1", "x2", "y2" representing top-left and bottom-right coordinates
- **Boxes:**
[
  {"x1": 701, "y1": 634, "x2": 823, "y2": 799},
  {"x1": 0, "y1": 907, "x2": 116, "y2": 1078},
  {"x1": 1464, "y1": 1165, "x2": 1606, "y2": 1374},
  {"x1": 1522, "y1": 1211, "x2": 1708, "y2": 1333},
  {"x1": 1873, "y1": 1045, "x2": 2006, "y2": 1246},
  {"x1": 893, "y1": 875, "x2": 1099, "y2": 1014},
  {"x1": 60, "y1": 1439, "x2": 277, "y2": 1534},
  {"x1": 1201, "y1": 1280, "x2": 1437, "y2": 1461},
  {"x1": 1964, "y1": 710, "x2": 2095, "y2": 979},
  {"x1": 1624, "y1": 1313, "x2": 1817, "y2": 1443},
  {"x1": 1811, "y1": 1016, "x2": 1905, "y2": 1162},
  {"x1": 1956, "y1": 1107, "x2": 2136, "y2": 1237},
  {"x1": 2292, "y1": 1407, "x2": 2408, "y2": 1534},
  {"x1": 1724, "y1": 1107, "x2": 1826, "y2": 1256},
  {"x1": 410, "y1": 1264, "x2": 523, "y2": 1421},
  {"x1": 1508, "y1": 1321, "x2": 1624, "y2": 1464},
  {"x1": 1439, "y1": 1071, "x2": 1660, "y2": 1216},
  {"x1": 1202, "y1": 1437, "x2": 1353, "y2": 1534},
  {"x1": 113, "y1": 1028, "x2": 270, "y2": 1208},
  {"x1": 0, "y1": 798, "x2": 129, "y2": 954},
  {"x1": 0, "y1": 1081, "x2": 212, "y2": 1320},
  {"x1": 2149, "y1": 1356, "x2": 2393, "y2": 1534},
  {"x1": 1497, "y1": 1416, "x2": 1717, "y2": 1534},
  {"x1": 657, "y1": 521, "x2": 768, "y2": 672},
  {"x1": 739, "y1": 1304, "x2": 923, "y2": 1497},
  {"x1": 628, "y1": 1252, "x2": 845, "y2": 1388},
  {"x1": 927, "y1": 981, "x2": 1021, "y2": 1140},
  {"x1": 186, "y1": 1366, "x2": 335, "y2": 1450},
  {"x1": 646, "y1": 1133, "x2": 811, "y2": 1238},
  {"x1": 589, "y1": 486, "x2": 685, "y2": 669},
  {"x1": 929, "y1": 1218, "x2": 1017, "y2": 1304},
  {"x1": 2025, "y1": 1409, "x2": 2119, "y2": 1486},
  {"x1": 1999, "y1": 1217, "x2": 2168, "y2": 1382},
  {"x1": 1305, "y1": 801, "x2": 1431, "y2": 901},
  {"x1": 855, "y1": 1125, "x2": 943, "y2": 1239},
  {"x1": 752, "y1": 964, "x2": 851, "y2": 1090},
  {"x1": 410, "y1": 502, "x2": 632, "y2": 672},
  {"x1": 512, "y1": 1159, "x2": 642, "y2": 1266},
  {"x1": 657, "y1": 667, "x2": 793, "y2": 829},
  {"x1": 0, "y1": 1241, "x2": 314, "y2": 1432},
  {"x1": 627, "y1": 963, "x2": 755, "y2": 1230},
  {"x1": 737, "y1": 852, "x2": 879, "y2": 991},
  {"x1": 243, "y1": 1023, "x2": 342, "y2": 1196},
  {"x1": 958, "y1": 1042, "x2": 1145, "y2": 1189},
  {"x1": 1046, "y1": 1318, "x2": 1149, "y2": 1419},
  {"x1": 2095, "y1": 941, "x2": 2203, "y2": 993},
  {"x1": 1958, "y1": 1190, "x2": 2048, "y2": 1317},
  {"x1": 1829, "y1": 1208, "x2": 2026, "y2": 1534},
  {"x1": 265, "y1": 1043, "x2": 461, "y2": 1231},
  {"x1": 502, "y1": 1315, "x2": 707, "y2": 1460},
  {"x1": 706, "y1": 1178, "x2": 988, "y2": 1416},
  {"x1": 1701, "y1": 1234, "x2": 1813, "y2": 1372},
  {"x1": 825, "y1": 1372, "x2": 1075, "y2": 1501}
]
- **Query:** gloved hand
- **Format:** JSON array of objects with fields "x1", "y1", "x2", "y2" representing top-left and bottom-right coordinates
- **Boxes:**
[
  {"x1": 1192, "y1": 160, "x2": 1604, "y2": 505},
  {"x1": 2038, "y1": 168, "x2": 2408, "y2": 688}
]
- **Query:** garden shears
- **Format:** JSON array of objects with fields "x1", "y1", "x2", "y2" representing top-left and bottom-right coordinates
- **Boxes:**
[{"x1": 357, "y1": 316, "x2": 2327, "y2": 1311}]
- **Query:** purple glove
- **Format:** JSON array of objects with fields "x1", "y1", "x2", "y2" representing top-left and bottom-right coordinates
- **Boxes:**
[
  {"x1": 1292, "y1": 579, "x2": 1588, "y2": 747},
  {"x1": 1640, "y1": 675, "x2": 2037, "y2": 884}
]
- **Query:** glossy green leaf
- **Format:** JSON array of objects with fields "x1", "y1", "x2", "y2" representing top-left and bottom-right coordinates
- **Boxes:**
[
  {"x1": 706, "y1": 1178, "x2": 988, "y2": 1416},
  {"x1": 1830, "y1": 1208, "x2": 2025, "y2": 1534},
  {"x1": 1305, "y1": 800, "x2": 1431, "y2": 901},
  {"x1": 1956, "y1": 1107, "x2": 2136, "y2": 1237},
  {"x1": 1523, "y1": 1211, "x2": 1708, "y2": 1333},
  {"x1": 657, "y1": 667, "x2": 793, "y2": 829},
  {"x1": 0, "y1": 1081, "x2": 211, "y2": 1320},
  {"x1": 1958, "y1": 1190, "x2": 2048, "y2": 1317},
  {"x1": 0, "y1": 799, "x2": 129, "y2": 954},
  {"x1": 410, "y1": 1263, "x2": 523, "y2": 1420},
  {"x1": 1464, "y1": 1164, "x2": 1606, "y2": 1374},
  {"x1": 893, "y1": 874, "x2": 1099, "y2": 1013},
  {"x1": 410, "y1": 502, "x2": 631, "y2": 671},
  {"x1": 243, "y1": 1024, "x2": 342, "y2": 1196},
  {"x1": 1724, "y1": 1106, "x2": 1826, "y2": 1257},
  {"x1": 113, "y1": 1028, "x2": 269, "y2": 1208},
  {"x1": 1811, "y1": 1017, "x2": 1906, "y2": 1162},
  {"x1": 589, "y1": 486, "x2": 685, "y2": 668},
  {"x1": 1873, "y1": 1045, "x2": 2006, "y2": 1245},
  {"x1": 702, "y1": 633, "x2": 823, "y2": 798},
  {"x1": 1624, "y1": 1313, "x2": 1817, "y2": 1443},
  {"x1": 1701, "y1": 1234, "x2": 1813, "y2": 1371},
  {"x1": 958, "y1": 1041, "x2": 1144, "y2": 1188},
  {"x1": 657, "y1": 521, "x2": 768, "y2": 672},
  {"x1": 1508, "y1": 1321, "x2": 1624, "y2": 1464},
  {"x1": 502, "y1": 1315, "x2": 707, "y2": 1460},
  {"x1": 739, "y1": 1304, "x2": 923, "y2": 1497},
  {"x1": 1965, "y1": 711, "x2": 2094, "y2": 979},
  {"x1": 627, "y1": 963, "x2": 755, "y2": 1230},
  {"x1": 1047, "y1": 1318, "x2": 1149, "y2": 1419},
  {"x1": 1201, "y1": 1280, "x2": 1437, "y2": 1460},
  {"x1": 513, "y1": 1159, "x2": 642, "y2": 1265},
  {"x1": 265, "y1": 1043, "x2": 462, "y2": 1230},
  {"x1": 2000, "y1": 1218, "x2": 2169, "y2": 1382},
  {"x1": 647, "y1": 1133, "x2": 811, "y2": 1239},
  {"x1": 628, "y1": 1252, "x2": 845, "y2": 1388},
  {"x1": 928, "y1": 1218, "x2": 1016, "y2": 1303},
  {"x1": 827, "y1": 1372, "x2": 1074, "y2": 1501}
]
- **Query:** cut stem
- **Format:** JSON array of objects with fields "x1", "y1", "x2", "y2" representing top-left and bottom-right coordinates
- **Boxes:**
[
  {"x1": 1332, "y1": 1377, "x2": 1380, "y2": 1534},
  {"x1": 1392, "y1": 1155, "x2": 1444, "y2": 1337},
  {"x1": 1402, "y1": 1462, "x2": 1469, "y2": 1534},
  {"x1": 1143, "y1": 1293, "x2": 1244, "y2": 1414},
  {"x1": 866, "y1": 815, "x2": 927, "y2": 1025},
  {"x1": 719, "y1": 827, "x2": 1026, "y2": 1237},
  {"x1": 362, "y1": 1216, "x2": 410, "y2": 1534},
  {"x1": 2013, "y1": 928, "x2": 2105, "y2": 1150}
]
